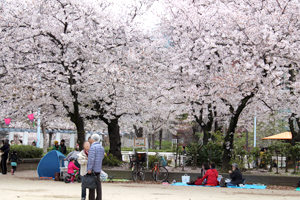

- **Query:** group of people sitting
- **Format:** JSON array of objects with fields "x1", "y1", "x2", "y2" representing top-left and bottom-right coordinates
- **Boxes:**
[{"x1": 188, "y1": 162, "x2": 244, "y2": 187}]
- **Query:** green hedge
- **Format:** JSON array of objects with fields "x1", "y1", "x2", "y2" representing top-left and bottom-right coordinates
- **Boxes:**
[
  {"x1": 9, "y1": 145, "x2": 43, "y2": 158},
  {"x1": 103, "y1": 154, "x2": 122, "y2": 166},
  {"x1": 47, "y1": 147, "x2": 74, "y2": 155}
]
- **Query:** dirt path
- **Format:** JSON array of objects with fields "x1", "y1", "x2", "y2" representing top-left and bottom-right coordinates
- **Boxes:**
[{"x1": 0, "y1": 171, "x2": 299, "y2": 200}]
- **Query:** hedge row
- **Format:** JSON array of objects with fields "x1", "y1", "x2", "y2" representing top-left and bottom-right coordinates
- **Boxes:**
[{"x1": 9, "y1": 145, "x2": 43, "y2": 158}]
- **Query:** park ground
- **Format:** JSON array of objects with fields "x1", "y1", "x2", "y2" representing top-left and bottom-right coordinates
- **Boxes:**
[{"x1": 0, "y1": 171, "x2": 299, "y2": 200}]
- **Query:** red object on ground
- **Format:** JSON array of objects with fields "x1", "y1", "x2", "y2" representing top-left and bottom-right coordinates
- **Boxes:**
[{"x1": 195, "y1": 169, "x2": 218, "y2": 186}]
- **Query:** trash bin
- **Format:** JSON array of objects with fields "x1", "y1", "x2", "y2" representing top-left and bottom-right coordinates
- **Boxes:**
[{"x1": 54, "y1": 172, "x2": 60, "y2": 181}]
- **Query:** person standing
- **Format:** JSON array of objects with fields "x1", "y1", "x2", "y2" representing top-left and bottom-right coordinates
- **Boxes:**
[
  {"x1": 78, "y1": 141, "x2": 90, "y2": 200},
  {"x1": 60, "y1": 139, "x2": 67, "y2": 154},
  {"x1": 87, "y1": 134, "x2": 105, "y2": 200},
  {"x1": 8, "y1": 151, "x2": 22, "y2": 175},
  {"x1": 0, "y1": 140, "x2": 10, "y2": 175},
  {"x1": 53, "y1": 141, "x2": 61, "y2": 151}
]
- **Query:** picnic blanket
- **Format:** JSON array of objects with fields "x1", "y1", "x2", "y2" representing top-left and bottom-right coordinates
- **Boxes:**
[
  {"x1": 171, "y1": 182, "x2": 266, "y2": 189},
  {"x1": 296, "y1": 187, "x2": 300, "y2": 191}
]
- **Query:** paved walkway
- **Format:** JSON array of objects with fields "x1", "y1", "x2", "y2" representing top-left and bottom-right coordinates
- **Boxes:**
[{"x1": 0, "y1": 171, "x2": 299, "y2": 200}]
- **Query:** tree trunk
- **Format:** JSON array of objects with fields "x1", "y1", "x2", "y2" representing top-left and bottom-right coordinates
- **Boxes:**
[
  {"x1": 289, "y1": 114, "x2": 297, "y2": 146},
  {"x1": 41, "y1": 124, "x2": 47, "y2": 154},
  {"x1": 193, "y1": 154, "x2": 197, "y2": 170},
  {"x1": 74, "y1": 116, "x2": 85, "y2": 151},
  {"x1": 221, "y1": 92, "x2": 255, "y2": 171},
  {"x1": 159, "y1": 129, "x2": 163, "y2": 150},
  {"x1": 48, "y1": 132, "x2": 53, "y2": 147},
  {"x1": 133, "y1": 125, "x2": 143, "y2": 138},
  {"x1": 202, "y1": 128, "x2": 211, "y2": 145},
  {"x1": 106, "y1": 118, "x2": 122, "y2": 161},
  {"x1": 194, "y1": 104, "x2": 214, "y2": 145},
  {"x1": 151, "y1": 134, "x2": 155, "y2": 149}
]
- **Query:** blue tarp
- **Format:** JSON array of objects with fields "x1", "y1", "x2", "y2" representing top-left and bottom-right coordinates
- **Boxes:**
[
  {"x1": 171, "y1": 182, "x2": 267, "y2": 189},
  {"x1": 37, "y1": 150, "x2": 66, "y2": 178}
]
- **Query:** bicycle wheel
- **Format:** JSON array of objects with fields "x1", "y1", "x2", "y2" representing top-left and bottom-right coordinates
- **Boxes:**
[
  {"x1": 64, "y1": 176, "x2": 71, "y2": 183},
  {"x1": 132, "y1": 166, "x2": 138, "y2": 182},
  {"x1": 139, "y1": 166, "x2": 145, "y2": 181},
  {"x1": 155, "y1": 166, "x2": 169, "y2": 182}
]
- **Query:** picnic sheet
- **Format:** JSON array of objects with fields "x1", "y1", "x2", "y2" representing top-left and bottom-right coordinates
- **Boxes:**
[
  {"x1": 296, "y1": 187, "x2": 300, "y2": 191},
  {"x1": 171, "y1": 182, "x2": 267, "y2": 189}
]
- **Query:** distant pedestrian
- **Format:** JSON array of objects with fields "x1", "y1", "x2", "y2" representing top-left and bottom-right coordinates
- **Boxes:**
[
  {"x1": 53, "y1": 141, "x2": 61, "y2": 151},
  {"x1": 87, "y1": 134, "x2": 105, "y2": 200},
  {"x1": 0, "y1": 139, "x2": 10, "y2": 175},
  {"x1": 60, "y1": 139, "x2": 67, "y2": 154},
  {"x1": 78, "y1": 141, "x2": 90, "y2": 200},
  {"x1": 18, "y1": 140, "x2": 23, "y2": 145},
  {"x1": 10, "y1": 140, "x2": 15, "y2": 145},
  {"x1": 9, "y1": 151, "x2": 22, "y2": 175},
  {"x1": 32, "y1": 141, "x2": 37, "y2": 147}
]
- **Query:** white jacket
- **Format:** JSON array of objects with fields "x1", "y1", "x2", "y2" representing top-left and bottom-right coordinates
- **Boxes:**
[{"x1": 77, "y1": 150, "x2": 88, "y2": 176}]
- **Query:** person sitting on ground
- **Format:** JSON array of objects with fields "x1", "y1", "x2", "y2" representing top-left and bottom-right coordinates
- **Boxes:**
[
  {"x1": 227, "y1": 163, "x2": 243, "y2": 186},
  {"x1": 68, "y1": 157, "x2": 79, "y2": 183},
  {"x1": 200, "y1": 162, "x2": 209, "y2": 178},
  {"x1": 194, "y1": 162, "x2": 218, "y2": 186},
  {"x1": 8, "y1": 151, "x2": 22, "y2": 175},
  {"x1": 53, "y1": 141, "x2": 61, "y2": 151},
  {"x1": 77, "y1": 141, "x2": 90, "y2": 200},
  {"x1": 60, "y1": 139, "x2": 67, "y2": 154},
  {"x1": 187, "y1": 163, "x2": 210, "y2": 185}
]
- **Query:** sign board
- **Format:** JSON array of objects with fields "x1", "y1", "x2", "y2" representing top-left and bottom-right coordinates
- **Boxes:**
[{"x1": 134, "y1": 137, "x2": 146, "y2": 147}]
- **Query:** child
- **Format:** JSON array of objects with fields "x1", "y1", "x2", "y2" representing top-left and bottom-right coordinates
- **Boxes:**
[
  {"x1": 9, "y1": 151, "x2": 22, "y2": 175},
  {"x1": 68, "y1": 157, "x2": 79, "y2": 183}
]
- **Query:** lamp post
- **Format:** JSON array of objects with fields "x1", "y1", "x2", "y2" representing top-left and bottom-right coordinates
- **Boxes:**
[
  {"x1": 37, "y1": 107, "x2": 41, "y2": 148},
  {"x1": 254, "y1": 111, "x2": 257, "y2": 147}
]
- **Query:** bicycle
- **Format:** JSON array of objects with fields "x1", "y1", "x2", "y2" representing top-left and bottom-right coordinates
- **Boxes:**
[
  {"x1": 130, "y1": 153, "x2": 146, "y2": 181},
  {"x1": 64, "y1": 170, "x2": 81, "y2": 183},
  {"x1": 151, "y1": 156, "x2": 169, "y2": 182}
]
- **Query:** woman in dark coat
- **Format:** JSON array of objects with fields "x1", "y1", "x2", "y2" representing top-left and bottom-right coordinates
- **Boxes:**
[
  {"x1": 227, "y1": 163, "x2": 243, "y2": 186},
  {"x1": 0, "y1": 139, "x2": 10, "y2": 174}
]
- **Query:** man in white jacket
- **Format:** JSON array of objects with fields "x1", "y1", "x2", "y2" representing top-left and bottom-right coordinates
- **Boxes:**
[{"x1": 77, "y1": 141, "x2": 90, "y2": 200}]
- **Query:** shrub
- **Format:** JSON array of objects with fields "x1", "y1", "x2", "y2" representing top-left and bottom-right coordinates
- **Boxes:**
[
  {"x1": 47, "y1": 147, "x2": 74, "y2": 155},
  {"x1": 148, "y1": 155, "x2": 159, "y2": 168},
  {"x1": 103, "y1": 154, "x2": 122, "y2": 166},
  {"x1": 9, "y1": 145, "x2": 43, "y2": 158}
]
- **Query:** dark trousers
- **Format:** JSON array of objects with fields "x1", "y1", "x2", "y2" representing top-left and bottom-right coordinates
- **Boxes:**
[
  {"x1": 1, "y1": 154, "x2": 8, "y2": 174},
  {"x1": 81, "y1": 175, "x2": 86, "y2": 198},
  {"x1": 89, "y1": 173, "x2": 102, "y2": 200},
  {"x1": 12, "y1": 166, "x2": 17, "y2": 173}
]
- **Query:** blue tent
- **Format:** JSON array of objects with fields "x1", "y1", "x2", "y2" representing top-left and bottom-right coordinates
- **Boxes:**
[{"x1": 37, "y1": 150, "x2": 66, "y2": 178}]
